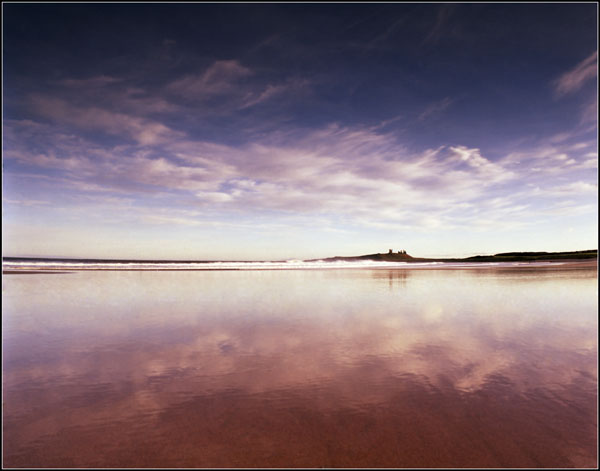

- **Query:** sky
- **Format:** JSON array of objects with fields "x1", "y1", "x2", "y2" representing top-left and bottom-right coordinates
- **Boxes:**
[{"x1": 2, "y1": 3, "x2": 598, "y2": 260}]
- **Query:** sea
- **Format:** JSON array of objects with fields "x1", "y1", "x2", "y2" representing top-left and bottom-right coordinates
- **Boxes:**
[{"x1": 2, "y1": 258, "x2": 597, "y2": 467}]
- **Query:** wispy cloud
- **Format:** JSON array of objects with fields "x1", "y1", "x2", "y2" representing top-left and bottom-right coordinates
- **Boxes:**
[
  {"x1": 5, "y1": 70, "x2": 597, "y2": 243},
  {"x1": 553, "y1": 51, "x2": 597, "y2": 97},
  {"x1": 167, "y1": 59, "x2": 252, "y2": 98},
  {"x1": 501, "y1": 136, "x2": 598, "y2": 174},
  {"x1": 365, "y1": 16, "x2": 405, "y2": 50},
  {"x1": 580, "y1": 97, "x2": 597, "y2": 124},
  {"x1": 4, "y1": 109, "x2": 596, "y2": 260},
  {"x1": 4, "y1": 118, "x2": 528, "y2": 232},
  {"x1": 29, "y1": 96, "x2": 183, "y2": 145},
  {"x1": 53, "y1": 75, "x2": 182, "y2": 117},
  {"x1": 422, "y1": 4, "x2": 455, "y2": 46},
  {"x1": 418, "y1": 97, "x2": 454, "y2": 121},
  {"x1": 551, "y1": 181, "x2": 597, "y2": 195},
  {"x1": 239, "y1": 78, "x2": 310, "y2": 109},
  {"x1": 58, "y1": 75, "x2": 122, "y2": 88},
  {"x1": 4, "y1": 198, "x2": 51, "y2": 207}
]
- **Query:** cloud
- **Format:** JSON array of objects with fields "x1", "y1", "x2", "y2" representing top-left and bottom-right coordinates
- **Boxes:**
[
  {"x1": 29, "y1": 96, "x2": 183, "y2": 145},
  {"x1": 115, "y1": 87, "x2": 181, "y2": 115},
  {"x1": 501, "y1": 133, "x2": 598, "y2": 174},
  {"x1": 239, "y1": 78, "x2": 310, "y2": 109},
  {"x1": 418, "y1": 97, "x2": 454, "y2": 121},
  {"x1": 53, "y1": 75, "x2": 182, "y2": 117},
  {"x1": 422, "y1": 4, "x2": 456, "y2": 46},
  {"x1": 58, "y1": 75, "x2": 122, "y2": 88},
  {"x1": 553, "y1": 51, "x2": 597, "y2": 97},
  {"x1": 7, "y1": 120, "x2": 512, "y2": 233},
  {"x1": 5, "y1": 114, "x2": 596, "y2": 236},
  {"x1": 365, "y1": 16, "x2": 405, "y2": 49},
  {"x1": 167, "y1": 59, "x2": 252, "y2": 98},
  {"x1": 448, "y1": 145, "x2": 511, "y2": 181},
  {"x1": 4, "y1": 198, "x2": 51, "y2": 207},
  {"x1": 580, "y1": 98, "x2": 597, "y2": 124},
  {"x1": 240, "y1": 84, "x2": 285, "y2": 108},
  {"x1": 551, "y1": 181, "x2": 597, "y2": 195}
]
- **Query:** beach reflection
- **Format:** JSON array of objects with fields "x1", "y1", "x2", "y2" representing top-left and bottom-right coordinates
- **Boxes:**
[{"x1": 2, "y1": 267, "x2": 597, "y2": 467}]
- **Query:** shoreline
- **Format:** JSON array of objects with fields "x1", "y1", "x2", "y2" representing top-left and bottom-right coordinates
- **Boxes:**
[{"x1": 3, "y1": 258, "x2": 597, "y2": 274}]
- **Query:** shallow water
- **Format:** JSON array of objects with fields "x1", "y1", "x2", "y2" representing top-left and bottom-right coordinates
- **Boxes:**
[{"x1": 2, "y1": 266, "x2": 597, "y2": 468}]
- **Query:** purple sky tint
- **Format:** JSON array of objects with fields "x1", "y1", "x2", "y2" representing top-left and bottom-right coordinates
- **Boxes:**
[{"x1": 2, "y1": 3, "x2": 597, "y2": 260}]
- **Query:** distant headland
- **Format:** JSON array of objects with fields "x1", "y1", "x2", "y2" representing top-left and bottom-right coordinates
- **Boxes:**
[
  {"x1": 309, "y1": 249, "x2": 598, "y2": 263},
  {"x1": 2, "y1": 249, "x2": 597, "y2": 266}
]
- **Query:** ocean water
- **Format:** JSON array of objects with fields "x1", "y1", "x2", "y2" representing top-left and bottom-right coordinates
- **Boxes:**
[{"x1": 2, "y1": 265, "x2": 597, "y2": 467}]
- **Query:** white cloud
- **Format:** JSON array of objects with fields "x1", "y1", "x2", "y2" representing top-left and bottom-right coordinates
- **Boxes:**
[
  {"x1": 502, "y1": 136, "x2": 598, "y2": 174},
  {"x1": 552, "y1": 181, "x2": 597, "y2": 195},
  {"x1": 195, "y1": 191, "x2": 234, "y2": 204},
  {"x1": 5, "y1": 116, "x2": 596, "y2": 237}
]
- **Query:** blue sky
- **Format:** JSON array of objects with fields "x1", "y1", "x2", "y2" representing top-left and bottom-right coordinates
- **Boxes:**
[{"x1": 2, "y1": 3, "x2": 597, "y2": 260}]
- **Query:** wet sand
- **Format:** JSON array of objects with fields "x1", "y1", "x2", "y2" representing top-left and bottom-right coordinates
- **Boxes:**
[
  {"x1": 2, "y1": 267, "x2": 597, "y2": 467},
  {"x1": 3, "y1": 377, "x2": 596, "y2": 468}
]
